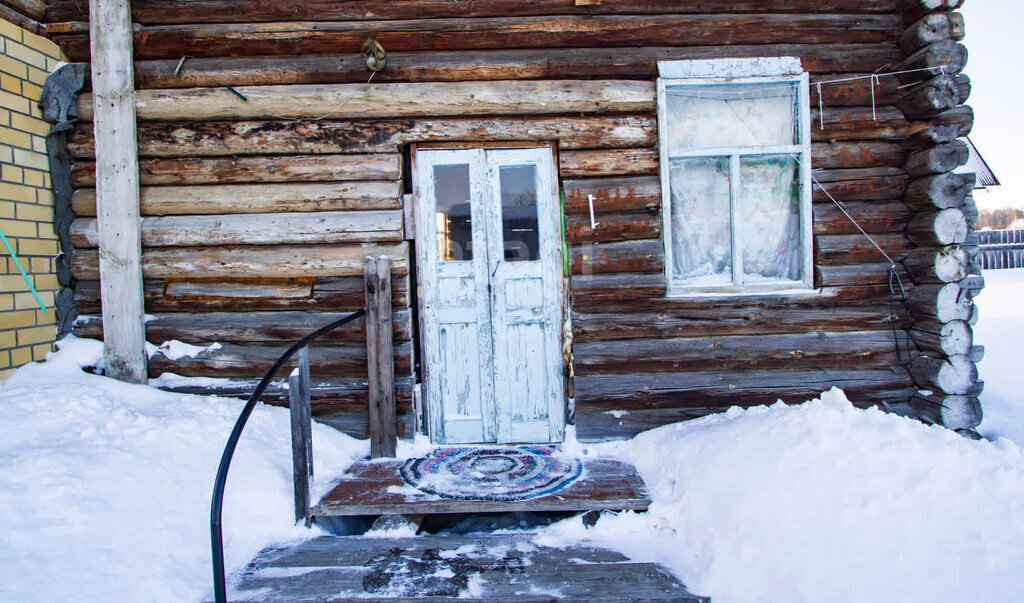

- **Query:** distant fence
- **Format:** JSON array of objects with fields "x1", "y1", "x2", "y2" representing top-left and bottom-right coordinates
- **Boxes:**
[{"x1": 977, "y1": 229, "x2": 1024, "y2": 270}]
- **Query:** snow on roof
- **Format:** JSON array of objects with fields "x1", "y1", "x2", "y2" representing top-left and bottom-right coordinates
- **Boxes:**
[{"x1": 955, "y1": 136, "x2": 1000, "y2": 188}]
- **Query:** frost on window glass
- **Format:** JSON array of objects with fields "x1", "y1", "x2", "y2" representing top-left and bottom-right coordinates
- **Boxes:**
[
  {"x1": 665, "y1": 83, "x2": 798, "y2": 152},
  {"x1": 739, "y1": 156, "x2": 801, "y2": 283},
  {"x1": 669, "y1": 157, "x2": 732, "y2": 285}
]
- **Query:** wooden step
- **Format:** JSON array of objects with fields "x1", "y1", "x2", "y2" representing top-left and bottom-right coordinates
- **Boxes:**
[
  {"x1": 230, "y1": 533, "x2": 708, "y2": 602},
  {"x1": 312, "y1": 456, "x2": 651, "y2": 516}
]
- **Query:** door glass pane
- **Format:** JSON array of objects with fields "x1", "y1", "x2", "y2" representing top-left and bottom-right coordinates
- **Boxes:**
[
  {"x1": 668, "y1": 157, "x2": 732, "y2": 285},
  {"x1": 666, "y1": 82, "x2": 798, "y2": 152},
  {"x1": 738, "y1": 156, "x2": 801, "y2": 283},
  {"x1": 434, "y1": 164, "x2": 472, "y2": 261},
  {"x1": 498, "y1": 164, "x2": 539, "y2": 262}
]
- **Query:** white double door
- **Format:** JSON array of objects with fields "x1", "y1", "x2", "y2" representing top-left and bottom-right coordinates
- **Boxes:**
[{"x1": 415, "y1": 147, "x2": 565, "y2": 444}]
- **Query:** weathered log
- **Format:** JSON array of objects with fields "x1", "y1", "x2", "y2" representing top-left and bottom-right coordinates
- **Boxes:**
[
  {"x1": 958, "y1": 274, "x2": 984, "y2": 293},
  {"x1": 573, "y1": 304, "x2": 906, "y2": 342},
  {"x1": 896, "y1": 41, "x2": 968, "y2": 86},
  {"x1": 909, "y1": 319, "x2": 972, "y2": 357},
  {"x1": 50, "y1": 15, "x2": 902, "y2": 62},
  {"x1": 960, "y1": 194, "x2": 979, "y2": 230},
  {"x1": 67, "y1": 116, "x2": 657, "y2": 158},
  {"x1": 816, "y1": 233, "x2": 911, "y2": 265},
  {"x1": 71, "y1": 242, "x2": 410, "y2": 280},
  {"x1": 565, "y1": 211, "x2": 660, "y2": 244},
  {"x1": 70, "y1": 211, "x2": 404, "y2": 248},
  {"x1": 811, "y1": 142, "x2": 907, "y2": 170},
  {"x1": 72, "y1": 154, "x2": 402, "y2": 187},
  {"x1": 905, "y1": 208, "x2": 968, "y2": 246},
  {"x1": 902, "y1": 172, "x2": 973, "y2": 210},
  {"x1": 570, "y1": 240, "x2": 663, "y2": 275},
  {"x1": 74, "y1": 276, "x2": 409, "y2": 314},
  {"x1": 563, "y1": 176, "x2": 660, "y2": 215},
  {"x1": 897, "y1": 74, "x2": 969, "y2": 119},
  {"x1": 0, "y1": 2, "x2": 41, "y2": 32},
  {"x1": 811, "y1": 169, "x2": 910, "y2": 203},
  {"x1": 72, "y1": 181, "x2": 402, "y2": 217},
  {"x1": 75, "y1": 310, "x2": 413, "y2": 344},
  {"x1": 909, "y1": 354, "x2": 976, "y2": 395},
  {"x1": 904, "y1": 106, "x2": 974, "y2": 151},
  {"x1": 904, "y1": 245, "x2": 968, "y2": 284},
  {"x1": 77, "y1": 80, "x2": 656, "y2": 122},
  {"x1": 903, "y1": 140, "x2": 969, "y2": 177},
  {"x1": 906, "y1": 282, "x2": 972, "y2": 323},
  {"x1": 811, "y1": 75, "x2": 903, "y2": 108},
  {"x1": 812, "y1": 200, "x2": 913, "y2": 235},
  {"x1": 898, "y1": 11, "x2": 965, "y2": 55},
  {"x1": 909, "y1": 393, "x2": 981, "y2": 430},
  {"x1": 816, "y1": 263, "x2": 909, "y2": 287},
  {"x1": 570, "y1": 272, "x2": 667, "y2": 305},
  {"x1": 45, "y1": 0, "x2": 899, "y2": 24},
  {"x1": 968, "y1": 345, "x2": 985, "y2": 363},
  {"x1": 1, "y1": 0, "x2": 44, "y2": 20},
  {"x1": 573, "y1": 330, "x2": 903, "y2": 375},
  {"x1": 812, "y1": 106, "x2": 911, "y2": 141},
  {"x1": 900, "y1": 0, "x2": 966, "y2": 26},
  {"x1": 573, "y1": 367, "x2": 915, "y2": 408},
  {"x1": 559, "y1": 149, "x2": 658, "y2": 178}
]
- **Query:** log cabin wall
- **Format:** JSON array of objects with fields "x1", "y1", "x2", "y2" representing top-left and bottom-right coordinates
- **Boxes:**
[{"x1": 40, "y1": 0, "x2": 980, "y2": 440}]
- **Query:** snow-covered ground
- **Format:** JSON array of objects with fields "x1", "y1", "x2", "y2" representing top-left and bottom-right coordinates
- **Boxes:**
[{"x1": 0, "y1": 271, "x2": 1022, "y2": 602}]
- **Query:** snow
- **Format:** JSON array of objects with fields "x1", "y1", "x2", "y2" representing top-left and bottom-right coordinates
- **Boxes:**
[{"x1": 1, "y1": 273, "x2": 1022, "y2": 602}]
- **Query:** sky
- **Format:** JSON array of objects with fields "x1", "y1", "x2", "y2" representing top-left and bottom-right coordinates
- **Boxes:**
[{"x1": 960, "y1": 0, "x2": 1024, "y2": 210}]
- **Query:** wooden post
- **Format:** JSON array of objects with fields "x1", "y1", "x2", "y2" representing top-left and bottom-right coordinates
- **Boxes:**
[
  {"x1": 89, "y1": 0, "x2": 146, "y2": 383},
  {"x1": 289, "y1": 346, "x2": 312, "y2": 526},
  {"x1": 365, "y1": 255, "x2": 397, "y2": 458}
]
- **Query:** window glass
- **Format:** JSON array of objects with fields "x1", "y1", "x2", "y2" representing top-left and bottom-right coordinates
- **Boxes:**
[
  {"x1": 668, "y1": 157, "x2": 732, "y2": 285},
  {"x1": 498, "y1": 164, "x2": 540, "y2": 262},
  {"x1": 665, "y1": 83, "x2": 798, "y2": 152},
  {"x1": 434, "y1": 164, "x2": 472, "y2": 261},
  {"x1": 738, "y1": 156, "x2": 801, "y2": 282}
]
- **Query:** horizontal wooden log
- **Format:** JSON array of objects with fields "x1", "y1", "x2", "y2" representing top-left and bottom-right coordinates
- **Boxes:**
[
  {"x1": 906, "y1": 282, "x2": 972, "y2": 323},
  {"x1": 573, "y1": 304, "x2": 906, "y2": 342},
  {"x1": 71, "y1": 242, "x2": 409, "y2": 280},
  {"x1": 899, "y1": 11, "x2": 965, "y2": 55},
  {"x1": 573, "y1": 367, "x2": 915, "y2": 408},
  {"x1": 76, "y1": 310, "x2": 412, "y2": 344},
  {"x1": 573, "y1": 331, "x2": 904, "y2": 375},
  {"x1": 72, "y1": 181, "x2": 402, "y2": 216},
  {"x1": 897, "y1": 74, "x2": 969, "y2": 119},
  {"x1": 67, "y1": 116, "x2": 656, "y2": 158},
  {"x1": 51, "y1": 15, "x2": 902, "y2": 62},
  {"x1": 570, "y1": 239, "x2": 663, "y2": 275},
  {"x1": 1, "y1": 0, "x2": 43, "y2": 20},
  {"x1": 905, "y1": 208, "x2": 968, "y2": 246},
  {"x1": 563, "y1": 176, "x2": 659, "y2": 215},
  {"x1": 120, "y1": 44, "x2": 901, "y2": 89},
  {"x1": 896, "y1": 41, "x2": 968, "y2": 85},
  {"x1": 70, "y1": 211, "x2": 404, "y2": 247},
  {"x1": 811, "y1": 169, "x2": 910, "y2": 202},
  {"x1": 909, "y1": 354, "x2": 976, "y2": 395},
  {"x1": 570, "y1": 272, "x2": 667, "y2": 305},
  {"x1": 74, "y1": 276, "x2": 409, "y2": 314},
  {"x1": 72, "y1": 154, "x2": 401, "y2": 187},
  {"x1": 909, "y1": 393, "x2": 981, "y2": 430},
  {"x1": 78, "y1": 80, "x2": 656, "y2": 122},
  {"x1": 901, "y1": 0, "x2": 965, "y2": 26},
  {"x1": 904, "y1": 245, "x2": 968, "y2": 284},
  {"x1": 903, "y1": 140, "x2": 969, "y2": 177},
  {"x1": 559, "y1": 149, "x2": 658, "y2": 178},
  {"x1": 816, "y1": 263, "x2": 910, "y2": 287},
  {"x1": 816, "y1": 233, "x2": 911, "y2": 265},
  {"x1": 147, "y1": 341, "x2": 412, "y2": 378},
  {"x1": 903, "y1": 172, "x2": 973, "y2": 210},
  {"x1": 811, "y1": 142, "x2": 907, "y2": 170},
  {"x1": 812, "y1": 200, "x2": 913, "y2": 235},
  {"x1": 904, "y1": 105, "x2": 974, "y2": 150},
  {"x1": 565, "y1": 211, "x2": 660, "y2": 244},
  {"x1": 0, "y1": 2, "x2": 41, "y2": 33},
  {"x1": 45, "y1": 0, "x2": 899, "y2": 24},
  {"x1": 909, "y1": 319, "x2": 971, "y2": 357},
  {"x1": 812, "y1": 106, "x2": 912, "y2": 142}
]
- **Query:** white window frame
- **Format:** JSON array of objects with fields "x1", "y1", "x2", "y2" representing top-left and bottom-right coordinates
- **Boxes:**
[{"x1": 657, "y1": 58, "x2": 814, "y2": 297}]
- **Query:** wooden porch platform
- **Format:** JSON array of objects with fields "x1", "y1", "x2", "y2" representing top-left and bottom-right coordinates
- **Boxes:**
[
  {"x1": 229, "y1": 533, "x2": 708, "y2": 602},
  {"x1": 312, "y1": 456, "x2": 651, "y2": 516}
]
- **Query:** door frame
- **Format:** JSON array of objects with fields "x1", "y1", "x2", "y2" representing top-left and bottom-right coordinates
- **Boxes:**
[{"x1": 409, "y1": 142, "x2": 568, "y2": 444}]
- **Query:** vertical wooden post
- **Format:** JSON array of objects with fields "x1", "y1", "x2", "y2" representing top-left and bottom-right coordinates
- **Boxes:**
[
  {"x1": 289, "y1": 346, "x2": 312, "y2": 526},
  {"x1": 89, "y1": 0, "x2": 146, "y2": 383},
  {"x1": 365, "y1": 255, "x2": 397, "y2": 458}
]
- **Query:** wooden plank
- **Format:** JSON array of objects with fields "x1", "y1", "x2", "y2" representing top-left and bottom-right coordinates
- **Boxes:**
[
  {"x1": 72, "y1": 154, "x2": 402, "y2": 186},
  {"x1": 89, "y1": 0, "x2": 147, "y2": 384},
  {"x1": 72, "y1": 181, "x2": 402, "y2": 216},
  {"x1": 51, "y1": 14, "x2": 902, "y2": 61},
  {"x1": 77, "y1": 80, "x2": 656, "y2": 121},
  {"x1": 365, "y1": 256, "x2": 397, "y2": 459},
  {"x1": 313, "y1": 457, "x2": 650, "y2": 516},
  {"x1": 70, "y1": 211, "x2": 404, "y2": 247},
  {"x1": 70, "y1": 242, "x2": 410, "y2": 280},
  {"x1": 289, "y1": 346, "x2": 312, "y2": 526},
  {"x1": 67, "y1": 116, "x2": 657, "y2": 158}
]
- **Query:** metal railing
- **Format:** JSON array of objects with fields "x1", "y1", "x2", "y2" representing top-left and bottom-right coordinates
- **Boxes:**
[{"x1": 209, "y1": 309, "x2": 366, "y2": 603}]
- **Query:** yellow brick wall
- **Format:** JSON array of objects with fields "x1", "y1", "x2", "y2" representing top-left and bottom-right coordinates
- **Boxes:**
[{"x1": 0, "y1": 19, "x2": 64, "y2": 380}]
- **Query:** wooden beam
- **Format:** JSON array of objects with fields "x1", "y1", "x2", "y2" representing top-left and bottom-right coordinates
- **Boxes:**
[
  {"x1": 89, "y1": 0, "x2": 146, "y2": 384},
  {"x1": 1, "y1": 0, "x2": 44, "y2": 20},
  {"x1": 365, "y1": 256, "x2": 397, "y2": 458},
  {"x1": 289, "y1": 346, "x2": 313, "y2": 526}
]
